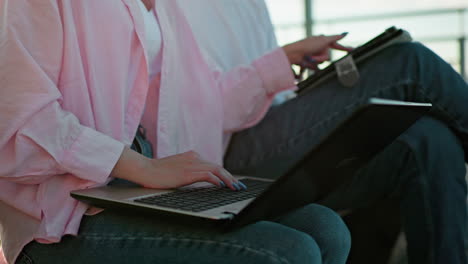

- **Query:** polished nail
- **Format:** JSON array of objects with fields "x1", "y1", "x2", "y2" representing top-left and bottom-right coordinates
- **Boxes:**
[
  {"x1": 219, "y1": 181, "x2": 226, "y2": 188},
  {"x1": 233, "y1": 183, "x2": 241, "y2": 191},
  {"x1": 341, "y1": 32, "x2": 349, "y2": 36},
  {"x1": 304, "y1": 56, "x2": 317, "y2": 64},
  {"x1": 238, "y1": 181, "x2": 248, "y2": 190}
]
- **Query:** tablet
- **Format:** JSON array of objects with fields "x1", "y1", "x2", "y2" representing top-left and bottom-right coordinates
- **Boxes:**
[{"x1": 297, "y1": 26, "x2": 412, "y2": 94}]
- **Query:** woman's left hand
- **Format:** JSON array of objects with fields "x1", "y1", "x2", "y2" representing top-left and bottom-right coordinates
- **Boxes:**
[{"x1": 283, "y1": 33, "x2": 353, "y2": 78}]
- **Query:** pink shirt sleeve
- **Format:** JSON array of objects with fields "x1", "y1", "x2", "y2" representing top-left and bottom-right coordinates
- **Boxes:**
[
  {"x1": 0, "y1": 0, "x2": 124, "y2": 185},
  {"x1": 212, "y1": 47, "x2": 296, "y2": 133},
  {"x1": 0, "y1": 247, "x2": 6, "y2": 264}
]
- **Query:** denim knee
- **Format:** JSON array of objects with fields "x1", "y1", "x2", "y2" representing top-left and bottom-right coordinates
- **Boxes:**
[
  {"x1": 385, "y1": 42, "x2": 448, "y2": 87},
  {"x1": 391, "y1": 41, "x2": 431, "y2": 57},
  {"x1": 301, "y1": 204, "x2": 351, "y2": 257},
  {"x1": 278, "y1": 228, "x2": 323, "y2": 264},
  {"x1": 277, "y1": 204, "x2": 351, "y2": 264},
  {"x1": 387, "y1": 42, "x2": 436, "y2": 67},
  {"x1": 241, "y1": 221, "x2": 323, "y2": 264}
]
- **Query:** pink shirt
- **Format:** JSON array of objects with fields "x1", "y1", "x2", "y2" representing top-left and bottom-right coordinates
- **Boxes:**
[{"x1": 0, "y1": 1, "x2": 295, "y2": 263}]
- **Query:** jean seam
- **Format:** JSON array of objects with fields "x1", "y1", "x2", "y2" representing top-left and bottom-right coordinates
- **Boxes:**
[
  {"x1": 396, "y1": 139, "x2": 435, "y2": 264},
  {"x1": 79, "y1": 235, "x2": 291, "y2": 264}
]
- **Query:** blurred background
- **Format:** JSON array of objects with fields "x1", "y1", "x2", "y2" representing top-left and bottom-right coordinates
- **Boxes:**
[{"x1": 265, "y1": 0, "x2": 467, "y2": 80}]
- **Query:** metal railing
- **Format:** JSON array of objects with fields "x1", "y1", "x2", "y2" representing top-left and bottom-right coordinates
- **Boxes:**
[{"x1": 275, "y1": 6, "x2": 467, "y2": 79}]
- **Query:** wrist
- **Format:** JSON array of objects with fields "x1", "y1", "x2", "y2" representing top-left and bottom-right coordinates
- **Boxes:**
[
  {"x1": 282, "y1": 43, "x2": 301, "y2": 65},
  {"x1": 282, "y1": 44, "x2": 293, "y2": 64},
  {"x1": 111, "y1": 146, "x2": 150, "y2": 183}
]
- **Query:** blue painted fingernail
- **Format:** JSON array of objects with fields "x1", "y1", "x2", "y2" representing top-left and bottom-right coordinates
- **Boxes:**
[
  {"x1": 304, "y1": 56, "x2": 317, "y2": 64},
  {"x1": 341, "y1": 32, "x2": 349, "y2": 36},
  {"x1": 219, "y1": 181, "x2": 226, "y2": 188},
  {"x1": 233, "y1": 183, "x2": 241, "y2": 191},
  {"x1": 238, "y1": 181, "x2": 248, "y2": 190}
]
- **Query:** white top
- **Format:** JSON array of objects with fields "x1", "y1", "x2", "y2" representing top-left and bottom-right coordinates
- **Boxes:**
[
  {"x1": 178, "y1": 0, "x2": 294, "y2": 150},
  {"x1": 179, "y1": 0, "x2": 278, "y2": 71},
  {"x1": 137, "y1": 0, "x2": 162, "y2": 79}
]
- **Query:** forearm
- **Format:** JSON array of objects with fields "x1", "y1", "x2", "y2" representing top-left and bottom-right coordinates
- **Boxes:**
[
  {"x1": 110, "y1": 148, "x2": 242, "y2": 191},
  {"x1": 110, "y1": 146, "x2": 150, "y2": 184}
]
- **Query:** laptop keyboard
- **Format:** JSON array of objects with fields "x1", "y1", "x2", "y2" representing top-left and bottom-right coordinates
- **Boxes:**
[{"x1": 133, "y1": 179, "x2": 271, "y2": 212}]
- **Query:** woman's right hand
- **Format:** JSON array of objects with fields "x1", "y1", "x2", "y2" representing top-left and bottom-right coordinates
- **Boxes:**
[{"x1": 111, "y1": 147, "x2": 243, "y2": 191}]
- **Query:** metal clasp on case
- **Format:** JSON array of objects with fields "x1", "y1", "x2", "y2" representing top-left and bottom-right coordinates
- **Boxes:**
[{"x1": 335, "y1": 55, "x2": 360, "y2": 87}]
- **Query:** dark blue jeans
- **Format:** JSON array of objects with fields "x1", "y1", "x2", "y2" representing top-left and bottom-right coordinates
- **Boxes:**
[
  {"x1": 224, "y1": 42, "x2": 468, "y2": 264},
  {"x1": 17, "y1": 204, "x2": 350, "y2": 264}
]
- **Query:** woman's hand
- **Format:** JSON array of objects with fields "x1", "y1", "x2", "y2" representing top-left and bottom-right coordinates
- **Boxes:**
[
  {"x1": 283, "y1": 33, "x2": 353, "y2": 78},
  {"x1": 111, "y1": 147, "x2": 244, "y2": 191}
]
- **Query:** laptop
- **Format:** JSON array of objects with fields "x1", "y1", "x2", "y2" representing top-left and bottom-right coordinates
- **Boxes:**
[
  {"x1": 297, "y1": 26, "x2": 412, "y2": 94},
  {"x1": 71, "y1": 98, "x2": 431, "y2": 230}
]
